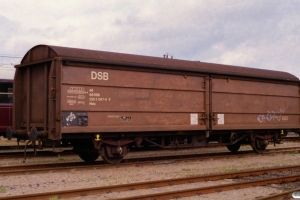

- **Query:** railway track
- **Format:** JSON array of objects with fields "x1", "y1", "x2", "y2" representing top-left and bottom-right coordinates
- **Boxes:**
[
  {"x1": 0, "y1": 165, "x2": 299, "y2": 200},
  {"x1": 113, "y1": 173, "x2": 300, "y2": 200},
  {"x1": 0, "y1": 145, "x2": 71, "y2": 150},
  {"x1": 0, "y1": 142, "x2": 299, "y2": 161},
  {"x1": 257, "y1": 188, "x2": 300, "y2": 200},
  {"x1": 0, "y1": 147, "x2": 74, "y2": 159},
  {"x1": 1, "y1": 146, "x2": 300, "y2": 176}
]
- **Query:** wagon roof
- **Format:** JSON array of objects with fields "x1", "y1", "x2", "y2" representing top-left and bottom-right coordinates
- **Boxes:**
[
  {"x1": 0, "y1": 79, "x2": 13, "y2": 83},
  {"x1": 19, "y1": 44, "x2": 299, "y2": 82}
]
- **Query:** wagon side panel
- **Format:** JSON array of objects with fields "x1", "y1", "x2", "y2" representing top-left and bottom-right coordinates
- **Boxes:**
[
  {"x1": 13, "y1": 63, "x2": 51, "y2": 134},
  {"x1": 211, "y1": 77, "x2": 300, "y2": 130},
  {"x1": 60, "y1": 65, "x2": 207, "y2": 134}
]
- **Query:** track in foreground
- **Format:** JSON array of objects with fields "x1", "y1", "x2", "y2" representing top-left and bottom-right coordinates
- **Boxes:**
[
  {"x1": 0, "y1": 165, "x2": 299, "y2": 200},
  {"x1": 0, "y1": 146, "x2": 73, "y2": 159},
  {"x1": 257, "y1": 188, "x2": 300, "y2": 200}
]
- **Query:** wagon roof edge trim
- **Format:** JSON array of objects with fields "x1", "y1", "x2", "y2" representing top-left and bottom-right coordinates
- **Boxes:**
[{"x1": 19, "y1": 44, "x2": 299, "y2": 82}]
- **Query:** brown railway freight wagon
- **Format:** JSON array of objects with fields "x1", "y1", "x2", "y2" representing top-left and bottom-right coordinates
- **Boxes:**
[{"x1": 6, "y1": 45, "x2": 300, "y2": 164}]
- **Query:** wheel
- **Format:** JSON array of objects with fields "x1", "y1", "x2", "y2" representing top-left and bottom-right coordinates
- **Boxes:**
[
  {"x1": 226, "y1": 143, "x2": 241, "y2": 153},
  {"x1": 79, "y1": 151, "x2": 99, "y2": 162},
  {"x1": 101, "y1": 145, "x2": 123, "y2": 164},
  {"x1": 251, "y1": 138, "x2": 268, "y2": 153}
]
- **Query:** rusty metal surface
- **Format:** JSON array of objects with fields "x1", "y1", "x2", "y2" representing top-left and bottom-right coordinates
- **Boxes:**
[
  {"x1": 61, "y1": 66, "x2": 206, "y2": 133},
  {"x1": 12, "y1": 45, "x2": 300, "y2": 145},
  {"x1": 211, "y1": 77, "x2": 300, "y2": 130}
]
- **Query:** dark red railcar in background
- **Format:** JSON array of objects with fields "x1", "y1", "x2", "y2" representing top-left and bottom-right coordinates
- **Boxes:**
[{"x1": 0, "y1": 79, "x2": 13, "y2": 136}]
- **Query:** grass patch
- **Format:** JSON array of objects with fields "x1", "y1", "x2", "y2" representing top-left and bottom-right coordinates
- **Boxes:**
[
  {"x1": 240, "y1": 145, "x2": 253, "y2": 150},
  {"x1": 0, "y1": 139, "x2": 17, "y2": 146},
  {"x1": 182, "y1": 168, "x2": 191, "y2": 172},
  {"x1": 57, "y1": 154, "x2": 65, "y2": 162},
  {"x1": 0, "y1": 188, "x2": 6, "y2": 193},
  {"x1": 283, "y1": 151, "x2": 299, "y2": 155},
  {"x1": 220, "y1": 167, "x2": 239, "y2": 173},
  {"x1": 49, "y1": 196, "x2": 60, "y2": 200}
]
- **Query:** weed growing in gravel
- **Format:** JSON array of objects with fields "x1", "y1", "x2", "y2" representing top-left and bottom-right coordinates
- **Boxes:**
[
  {"x1": 220, "y1": 167, "x2": 238, "y2": 173},
  {"x1": 0, "y1": 137, "x2": 19, "y2": 146},
  {"x1": 283, "y1": 151, "x2": 299, "y2": 155},
  {"x1": 87, "y1": 178, "x2": 92, "y2": 182},
  {"x1": 49, "y1": 196, "x2": 59, "y2": 200},
  {"x1": 57, "y1": 154, "x2": 65, "y2": 162},
  {"x1": 240, "y1": 145, "x2": 252, "y2": 150},
  {"x1": 0, "y1": 188, "x2": 6, "y2": 193}
]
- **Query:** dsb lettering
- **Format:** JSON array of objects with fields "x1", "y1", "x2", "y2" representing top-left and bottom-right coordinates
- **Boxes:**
[{"x1": 91, "y1": 71, "x2": 109, "y2": 80}]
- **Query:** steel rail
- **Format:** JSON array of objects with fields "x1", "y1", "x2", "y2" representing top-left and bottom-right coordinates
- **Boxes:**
[
  {"x1": 0, "y1": 150, "x2": 74, "y2": 159},
  {"x1": 1, "y1": 147, "x2": 300, "y2": 176},
  {"x1": 257, "y1": 188, "x2": 300, "y2": 200},
  {"x1": 0, "y1": 145, "x2": 73, "y2": 150},
  {"x1": 113, "y1": 174, "x2": 300, "y2": 200},
  {"x1": 0, "y1": 165, "x2": 299, "y2": 200},
  {"x1": 0, "y1": 145, "x2": 299, "y2": 159},
  {"x1": 0, "y1": 141, "x2": 298, "y2": 152}
]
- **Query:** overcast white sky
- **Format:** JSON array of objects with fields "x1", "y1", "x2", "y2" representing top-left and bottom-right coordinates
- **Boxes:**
[{"x1": 1, "y1": 0, "x2": 300, "y2": 79}]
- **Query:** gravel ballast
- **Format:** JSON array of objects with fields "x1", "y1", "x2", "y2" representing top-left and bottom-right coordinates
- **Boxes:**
[{"x1": 0, "y1": 143, "x2": 300, "y2": 199}]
